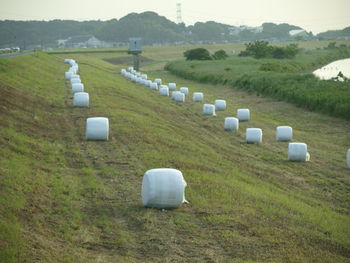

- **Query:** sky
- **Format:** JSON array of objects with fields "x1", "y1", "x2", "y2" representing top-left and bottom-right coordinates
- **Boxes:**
[{"x1": 1, "y1": 0, "x2": 350, "y2": 34}]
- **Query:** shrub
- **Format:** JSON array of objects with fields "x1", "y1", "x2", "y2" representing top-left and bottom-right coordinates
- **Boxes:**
[
  {"x1": 184, "y1": 48, "x2": 212, "y2": 60},
  {"x1": 213, "y1": 50, "x2": 228, "y2": 60},
  {"x1": 239, "y1": 41, "x2": 300, "y2": 59}
]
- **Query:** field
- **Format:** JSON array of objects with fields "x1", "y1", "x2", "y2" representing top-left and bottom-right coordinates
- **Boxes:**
[
  {"x1": 0, "y1": 42, "x2": 350, "y2": 262},
  {"x1": 165, "y1": 41, "x2": 350, "y2": 120}
]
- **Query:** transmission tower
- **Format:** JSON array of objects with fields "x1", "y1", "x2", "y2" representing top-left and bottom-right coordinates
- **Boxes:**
[{"x1": 176, "y1": 3, "x2": 183, "y2": 24}]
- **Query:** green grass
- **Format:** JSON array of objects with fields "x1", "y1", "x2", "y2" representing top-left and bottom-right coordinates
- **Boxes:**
[
  {"x1": 165, "y1": 45, "x2": 350, "y2": 120},
  {"x1": 0, "y1": 46, "x2": 349, "y2": 262}
]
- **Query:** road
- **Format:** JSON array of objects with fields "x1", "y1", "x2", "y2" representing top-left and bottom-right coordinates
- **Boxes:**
[{"x1": 0, "y1": 51, "x2": 33, "y2": 58}]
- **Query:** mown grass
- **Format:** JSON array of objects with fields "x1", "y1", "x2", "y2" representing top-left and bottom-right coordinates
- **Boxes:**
[
  {"x1": 0, "y1": 47, "x2": 349, "y2": 262},
  {"x1": 165, "y1": 43, "x2": 350, "y2": 120}
]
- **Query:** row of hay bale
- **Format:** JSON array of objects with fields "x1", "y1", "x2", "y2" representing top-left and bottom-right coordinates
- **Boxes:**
[
  {"x1": 64, "y1": 59, "x2": 109, "y2": 141},
  {"x1": 120, "y1": 67, "x2": 313, "y2": 163},
  {"x1": 119, "y1": 66, "x2": 324, "y2": 209}
]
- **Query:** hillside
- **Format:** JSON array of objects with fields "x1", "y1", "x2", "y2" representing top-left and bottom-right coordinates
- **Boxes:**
[
  {"x1": 317, "y1": 26, "x2": 350, "y2": 40},
  {"x1": 0, "y1": 49, "x2": 349, "y2": 262},
  {"x1": 0, "y1": 12, "x2": 311, "y2": 48}
]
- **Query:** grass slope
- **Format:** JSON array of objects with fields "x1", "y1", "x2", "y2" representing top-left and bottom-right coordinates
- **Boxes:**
[{"x1": 0, "y1": 50, "x2": 349, "y2": 262}]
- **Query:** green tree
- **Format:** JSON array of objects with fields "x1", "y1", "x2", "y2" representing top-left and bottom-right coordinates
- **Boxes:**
[{"x1": 213, "y1": 49, "x2": 228, "y2": 60}]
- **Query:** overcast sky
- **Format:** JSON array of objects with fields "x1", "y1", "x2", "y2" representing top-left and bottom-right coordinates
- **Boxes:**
[{"x1": 1, "y1": 0, "x2": 349, "y2": 34}]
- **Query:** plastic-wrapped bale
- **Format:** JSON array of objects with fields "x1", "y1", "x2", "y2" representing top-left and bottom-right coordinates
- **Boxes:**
[
  {"x1": 155, "y1": 78, "x2": 162, "y2": 85},
  {"x1": 174, "y1": 92, "x2": 185, "y2": 102},
  {"x1": 168, "y1": 83, "x2": 176, "y2": 91},
  {"x1": 193, "y1": 92, "x2": 204, "y2": 102},
  {"x1": 150, "y1": 82, "x2": 158, "y2": 91},
  {"x1": 288, "y1": 143, "x2": 310, "y2": 162},
  {"x1": 120, "y1": 68, "x2": 126, "y2": 74},
  {"x1": 69, "y1": 67, "x2": 77, "y2": 75},
  {"x1": 203, "y1": 104, "x2": 216, "y2": 116},
  {"x1": 65, "y1": 71, "x2": 73, "y2": 80},
  {"x1": 145, "y1": 80, "x2": 152, "y2": 87},
  {"x1": 128, "y1": 67, "x2": 134, "y2": 72},
  {"x1": 141, "y1": 74, "x2": 148, "y2": 79},
  {"x1": 71, "y1": 83, "x2": 84, "y2": 94},
  {"x1": 276, "y1": 126, "x2": 293, "y2": 141},
  {"x1": 86, "y1": 117, "x2": 109, "y2": 141},
  {"x1": 246, "y1": 128, "x2": 262, "y2": 143},
  {"x1": 70, "y1": 76, "x2": 81, "y2": 85},
  {"x1": 224, "y1": 117, "x2": 239, "y2": 131},
  {"x1": 237, "y1": 109, "x2": 250, "y2": 121},
  {"x1": 159, "y1": 86, "x2": 169, "y2": 96},
  {"x1": 64, "y1": 59, "x2": 71, "y2": 64},
  {"x1": 171, "y1": 91, "x2": 180, "y2": 100},
  {"x1": 69, "y1": 59, "x2": 76, "y2": 66},
  {"x1": 73, "y1": 92, "x2": 89, "y2": 107},
  {"x1": 180, "y1": 87, "x2": 189, "y2": 96},
  {"x1": 70, "y1": 65, "x2": 79, "y2": 74},
  {"x1": 126, "y1": 73, "x2": 133, "y2": 80},
  {"x1": 141, "y1": 168, "x2": 187, "y2": 209},
  {"x1": 215, "y1": 100, "x2": 226, "y2": 111},
  {"x1": 347, "y1": 149, "x2": 350, "y2": 168},
  {"x1": 131, "y1": 75, "x2": 137, "y2": 82}
]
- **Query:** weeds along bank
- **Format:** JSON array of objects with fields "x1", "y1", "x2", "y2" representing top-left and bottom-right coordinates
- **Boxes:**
[
  {"x1": 0, "y1": 52, "x2": 350, "y2": 263},
  {"x1": 165, "y1": 46, "x2": 350, "y2": 120}
]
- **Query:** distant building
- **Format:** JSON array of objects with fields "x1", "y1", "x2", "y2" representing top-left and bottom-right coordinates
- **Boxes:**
[
  {"x1": 228, "y1": 26, "x2": 263, "y2": 36},
  {"x1": 58, "y1": 35, "x2": 110, "y2": 48},
  {"x1": 289, "y1": 29, "x2": 309, "y2": 38}
]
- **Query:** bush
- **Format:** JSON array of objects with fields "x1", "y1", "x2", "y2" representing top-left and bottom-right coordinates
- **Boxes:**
[
  {"x1": 213, "y1": 50, "x2": 228, "y2": 60},
  {"x1": 184, "y1": 48, "x2": 212, "y2": 60}
]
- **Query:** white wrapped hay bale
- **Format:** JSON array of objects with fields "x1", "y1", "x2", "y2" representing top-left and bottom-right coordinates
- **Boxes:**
[
  {"x1": 120, "y1": 68, "x2": 126, "y2": 74},
  {"x1": 193, "y1": 92, "x2": 204, "y2": 102},
  {"x1": 128, "y1": 67, "x2": 134, "y2": 72},
  {"x1": 141, "y1": 74, "x2": 148, "y2": 79},
  {"x1": 168, "y1": 83, "x2": 176, "y2": 91},
  {"x1": 86, "y1": 117, "x2": 109, "y2": 141},
  {"x1": 159, "y1": 86, "x2": 169, "y2": 96},
  {"x1": 65, "y1": 71, "x2": 73, "y2": 80},
  {"x1": 215, "y1": 100, "x2": 226, "y2": 111},
  {"x1": 347, "y1": 149, "x2": 350, "y2": 168},
  {"x1": 131, "y1": 75, "x2": 137, "y2": 82},
  {"x1": 145, "y1": 80, "x2": 152, "y2": 87},
  {"x1": 71, "y1": 83, "x2": 84, "y2": 94},
  {"x1": 224, "y1": 117, "x2": 239, "y2": 131},
  {"x1": 237, "y1": 109, "x2": 250, "y2": 121},
  {"x1": 64, "y1": 59, "x2": 70, "y2": 64},
  {"x1": 71, "y1": 65, "x2": 79, "y2": 73},
  {"x1": 141, "y1": 168, "x2": 187, "y2": 209},
  {"x1": 246, "y1": 128, "x2": 262, "y2": 143},
  {"x1": 70, "y1": 77, "x2": 81, "y2": 85},
  {"x1": 171, "y1": 91, "x2": 180, "y2": 100},
  {"x1": 288, "y1": 143, "x2": 310, "y2": 162},
  {"x1": 174, "y1": 92, "x2": 185, "y2": 102},
  {"x1": 73, "y1": 92, "x2": 89, "y2": 107},
  {"x1": 180, "y1": 87, "x2": 189, "y2": 96},
  {"x1": 276, "y1": 126, "x2": 293, "y2": 141},
  {"x1": 150, "y1": 82, "x2": 158, "y2": 90},
  {"x1": 203, "y1": 104, "x2": 216, "y2": 116},
  {"x1": 155, "y1": 78, "x2": 162, "y2": 85}
]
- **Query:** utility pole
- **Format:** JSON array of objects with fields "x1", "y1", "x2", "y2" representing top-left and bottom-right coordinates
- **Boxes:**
[{"x1": 176, "y1": 3, "x2": 183, "y2": 24}]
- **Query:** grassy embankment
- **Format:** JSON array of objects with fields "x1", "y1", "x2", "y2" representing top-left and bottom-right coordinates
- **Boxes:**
[
  {"x1": 165, "y1": 41, "x2": 350, "y2": 120},
  {"x1": 0, "y1": 47, "x2": 349, "y2": 262}
]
